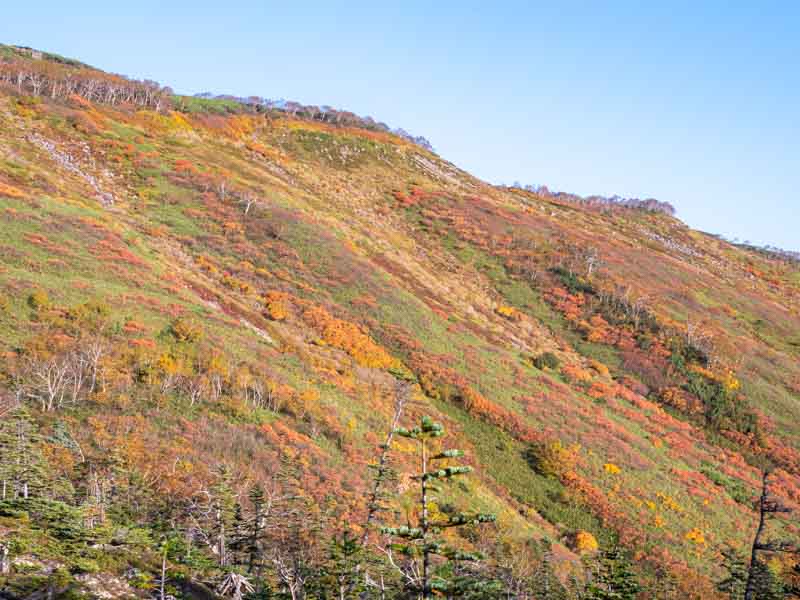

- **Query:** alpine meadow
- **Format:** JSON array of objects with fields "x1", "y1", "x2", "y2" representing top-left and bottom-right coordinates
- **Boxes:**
[{"x1": 0, "y1": 43, "x2": 799, "y2": 599}]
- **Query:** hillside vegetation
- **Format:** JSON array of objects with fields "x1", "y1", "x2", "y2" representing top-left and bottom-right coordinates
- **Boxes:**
[{"x1": 0, "y1": 44, "x2": 799, "y2": 599}]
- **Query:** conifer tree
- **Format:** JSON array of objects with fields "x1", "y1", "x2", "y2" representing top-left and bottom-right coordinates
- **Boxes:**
[
  {"x1": 326, "y1": 529, "x2": 366, "y2": 600},
  {"x1": 744, "y1": 469, "x2": 792, "y2": 600},
  {"x1": 235, "y1": 483, "x2": 269, "y2": 576},
  {"x1": 529, "y1": 539, "x2": 570, "y2": 600},
  {"x1": 381, "y1": 415, "x2": 496, "y2": 599},
  {"x1": 718, "y1": 546, "x2": 748, "y2": 600},
  {"x1": 0, "y1": 406, "x2": 48, "y2": 500},
  {"x1": 586, "y1": 547, "x2": 641, "y2": 600},
  {"x1": 210, "y1": 466, "x2": 239, "y2": 568}
]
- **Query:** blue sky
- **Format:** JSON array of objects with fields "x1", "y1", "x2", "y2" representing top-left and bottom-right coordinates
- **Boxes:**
[{"x1": 3, "y1": 1, "x2": 798, "y2": 250}]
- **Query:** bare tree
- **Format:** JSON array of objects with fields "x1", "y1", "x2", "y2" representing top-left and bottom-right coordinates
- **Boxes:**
[
  {"x1": 744, "y1": 469, "x2": 794, "y2": 600},
  {"x1": 25, "y1": 357, "x2": 70, "y2": 412},
  {"x1": 239, "y1": 191, "x2": 257, "y2": 217},
  {"x1": 183, "y1": 376, "x2": 208, "y2": 407},
  {"x1": 0, "y1": 543, "x2": 9, "y2": 575},
  {"x1": 686, "y1": 317, "x2": 715, "y2": 360},
  {"x1": 218, "y1": 573, "x2": 254, "y2": 600},
  {"x1": 82, "y1": 341, "x2": 105, "y2": 394},
  {"x1": 584, "y1": 246, "x2": 601, "y2": 278},
  {"x1": 361, "y1": 379, "x2": 411, "y2": 544}
]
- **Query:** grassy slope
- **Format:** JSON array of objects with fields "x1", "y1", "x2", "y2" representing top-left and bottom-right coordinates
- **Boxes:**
[{"x1": 0, "y1": 66, "x2": 798, "y2": 596}]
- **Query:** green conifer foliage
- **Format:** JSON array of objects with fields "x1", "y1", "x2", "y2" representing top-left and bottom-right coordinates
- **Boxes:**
[
  {"x1": 381, "y1": 416, "x2": 496, "y2": 599},
  {"x1": 587, "y1": 548, "x2": 641, "y2": 600},
  {"x1": 0, "y1": 406, "x2": 48, "y2": 500}
]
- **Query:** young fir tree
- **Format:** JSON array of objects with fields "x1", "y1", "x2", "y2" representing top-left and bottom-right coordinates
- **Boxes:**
[
  {"x1": 528, "y1": 539, "x2": 570, "y2": 600},
  {"x1": 239, "y1": 483, "x2": 268, "y2": 575},
  {"x1": 718, "y1": 546, "x2": 748, "y2": 600},
  {"x1": 586, "y1": 547, "x2": 641, "y2": 600},
  {"x1": 209, "y1": 465, "x2": 239, "y2": 568},
  {"x1": 324, "y1": 529, "x2": 366, "y2": 600},
  {"x1": 381, "y1": 415, "x2": 496, "y2": 599},
  {"x1": 0, "y1": 406, "x2": 48, "y2": 500}
]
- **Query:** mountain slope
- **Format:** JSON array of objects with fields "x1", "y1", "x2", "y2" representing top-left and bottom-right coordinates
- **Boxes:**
[{"x1": 0, "y1": 45, "x2": 799, "y2": 598}]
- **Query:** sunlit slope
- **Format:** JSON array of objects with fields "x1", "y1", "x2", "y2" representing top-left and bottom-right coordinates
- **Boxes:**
[{"x1": 0, "y1": 47, "x2": 799, "y2": 596}]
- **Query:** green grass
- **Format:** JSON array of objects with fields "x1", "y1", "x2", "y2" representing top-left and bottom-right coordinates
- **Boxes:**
[
  {"x1": 434, "y1": 399, "x2": 615, "y2": 545},
  {"x1": 172, "y1": 95, "x2": 244, "y2": 114}
]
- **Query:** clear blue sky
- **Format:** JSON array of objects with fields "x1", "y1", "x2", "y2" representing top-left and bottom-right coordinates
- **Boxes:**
[{"x1": 3, "y1": 1, "x2": 798, "y2": 250}]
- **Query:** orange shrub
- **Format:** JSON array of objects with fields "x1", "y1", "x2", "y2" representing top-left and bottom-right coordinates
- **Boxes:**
[
  {"x1": 222, "y1": 273, "x2": 253, "y2": 295},
  {"x1": 0, "y1": 182, "x2": 25, "y2": 198},
  {"x1": 588, "y1": 381, "x2": 616, "y2": 401},
  {"x1": 561, "y1": 363, "x2": 593, "y2": 384},
  {"x1": 660, "y1": 386, "x2": 703, "y2": 414},
  {"x1": 264, "y1": 290, "x2": 290, "y2": 321},
  {"x1": 588, "y1": 359, "x2": 610, "y2": 377},
  {"x1": 573, "y1": 530, "x2": 599, "y2": 553},
  {"x1": 302, "y1": 305, "x2": 395, "y2": 369}
]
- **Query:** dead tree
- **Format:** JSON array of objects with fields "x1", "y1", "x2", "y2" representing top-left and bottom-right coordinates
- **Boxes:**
[
  {"x1": 0, "y1": 543, "x2": 9, "y2": 574},
  {"x1": 744, "y1": 469, "x2": 794, "y2": 600},
  {"x1": 361, "y1": 379, "x2": 411, "y2": 545}
]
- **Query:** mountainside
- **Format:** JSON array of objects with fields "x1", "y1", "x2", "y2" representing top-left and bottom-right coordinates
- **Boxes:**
[{"x1": 0, "y1": 45, "x2": 799, "y2": 599}]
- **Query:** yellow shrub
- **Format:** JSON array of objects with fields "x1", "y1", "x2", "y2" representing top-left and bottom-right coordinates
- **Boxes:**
[
  {"x1": 589, "y1": 359, "x2": 610, "y2": 377},
  {"x1": 529, "y1": 439, "x2": 580, "y2": 479},
  {"x1": 27, "y1": 290, "x2": 51, "y2": 310},
  {"x1": 0, "y1": 182, "x2": 25, "y2": 198},
  {"x1": 495, "y1": 305, "x2": 520, "y2": 321},
  {"x1": 721, "y1": 369, "x2": 740, "y2": 392},
  {"x1": 169, "y1": 317, "x2": 203, "y2": 343},
  {"x1": 603, "y1": 462, "x2": 621, "y2": 475},
  {"x1": 574, "y1": 530, "x2": 599, "y2": 553},
  {"x1": 685, "y1": 527, "x2": 706, "y2": 546}
]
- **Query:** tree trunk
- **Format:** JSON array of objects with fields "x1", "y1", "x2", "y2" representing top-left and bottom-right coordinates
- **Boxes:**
[
  {"x1": 0, "y1": 543, "x2": 9, "y2": 574},
  {"x1": 160, "y1": 545, "x2": 167, "y2": 600},
  {"x1": 361, "y1": 381, "x2": 409, "y2": 544},
  {"x1": 744, "y1": 470, "x2": 769, "y2": 600},
  {"x1": 421, "y1": 438, "x2": 429, "y2": 600}
]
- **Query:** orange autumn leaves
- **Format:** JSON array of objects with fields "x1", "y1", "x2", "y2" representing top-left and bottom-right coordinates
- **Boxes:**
[
  {"x1": 302, "y1": 305, "x2": 396, "y2": 369},
  {"x1": 263, "y1": 290, "x2": 396, "y2": 370}
]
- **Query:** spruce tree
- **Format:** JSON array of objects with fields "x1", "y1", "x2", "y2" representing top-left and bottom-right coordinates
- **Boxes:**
[
  {"x1": 0, "y1": 406, "x2": 48, "y2": 500},
  {"x1": 210, "y1": 466, "x2": 239, "y2": 568},
  {"x1": 235, "y1": 483, "x2": 269, "y2": 576},
  {"x1": 586, "y1": 547, "x2": 641, "y2": 600},
  {"x1": 381, "y1": 415, "x2": 496, "y2": 599},
  {"x1": 529, "y1": 539, "x2": 570, "y2": 600},
  {"x1": 718, "y1": 546, "x2": 748, "y2": 600},
  {"x1": 326, "y1": 529, "x2": 366, "y2": 600}
]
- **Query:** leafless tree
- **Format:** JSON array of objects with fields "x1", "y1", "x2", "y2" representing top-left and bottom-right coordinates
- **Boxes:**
[
  {"x1": 217, "y1": 179, "x2": 229, "y2": 202},
  {"x1": 184, "y1": 376, "x2": 208, "y2": 407},
  {"x1": 686, "y1": 317, "x2": 714, "y2": 360},
  {"x1": 240, "y1": 191, "x2": 257, "y2": 217},
  {"x1": 584, "y1": 246, "x2": 601, "y2": 278},
  {"x1": 24, "y1": 357, "x2": 70, "y2": 412},
  {"x1": 744, "y1": 469, "x2": 795, "y2": 600},
  {"x1": 0, "y1": 543, "x2": 9, "y2": 575},
  {"x1": 361, "y1": 380, "x2": 410, "y2": 544},
  {"x1": 218, "y1": 573, "x2": 254, "y2": 600}
]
